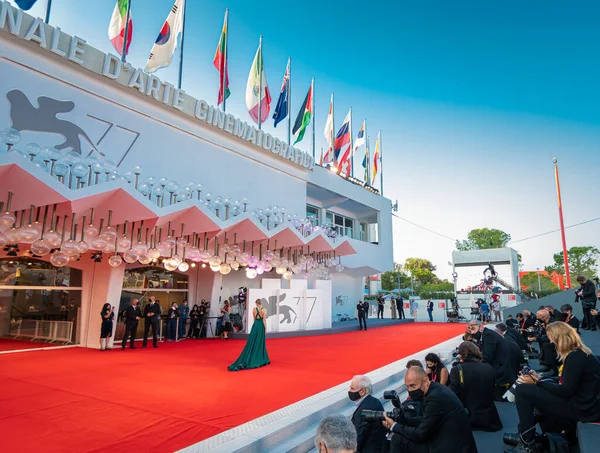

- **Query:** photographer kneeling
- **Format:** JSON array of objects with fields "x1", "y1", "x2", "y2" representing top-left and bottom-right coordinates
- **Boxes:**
[
  {"x1": 450, "y1": 341, "x2": 502, "y2": 432},
  {"x1": 504, "y1": 322, "x2": 600, "y2": 453},
  {"x1": 382, "y1": 366, "x2": 477, "y2": 453},
  {"x1": 527, "y1": 310, "x2": 558, "y2": 377}
]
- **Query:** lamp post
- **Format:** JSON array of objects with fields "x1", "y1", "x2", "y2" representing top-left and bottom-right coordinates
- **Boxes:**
[
  {"x1": 536, "y1": 268, "x2": 542, "y2": 292},
  {"x1": 553, "y1": 158, "x2": 571, "y2": 288}
]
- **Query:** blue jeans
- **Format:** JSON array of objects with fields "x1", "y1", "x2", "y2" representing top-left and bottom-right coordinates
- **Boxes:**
[
  {"x1": 166, "y1": 319, "x2": 177, "y2": 340},
  {"x1": 427, "y1": 310, "x2": 433, "y2": 322},
  {"x1": 178, "y1": 318, "x2": 187, "y2": 339}
]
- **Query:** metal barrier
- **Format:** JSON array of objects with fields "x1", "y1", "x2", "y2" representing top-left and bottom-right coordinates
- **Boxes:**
[{"x1": 9, "y1": 318, "x2": 73, "y2": 344}]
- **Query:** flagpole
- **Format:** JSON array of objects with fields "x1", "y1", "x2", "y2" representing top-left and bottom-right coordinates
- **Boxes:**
[
  {"x1": 364, "y1": 118, "x2": 368, "y2": 184},
  {"x1": 311, "y1": 77, "x2": 315, "y2": 160},
  {"x1": 222, "y1": 9, "x2": 229, "y2": 112},
  {"x1": 331, "y1": 92, "x2": 335, "y2": 167},
  {"x1": 379, "y1": 130, "x2": 383, "y2": 196},
  {"x1": 258, "y1": 36, "x2": 263, "y2": 131},
  {"x1": 349, "y1": 107, "x2": 354, "y2": 178},
  {"x1": 365, "y1": 136, "x2": 370, "y2": 185},
  {"x1": 287, "y1": 57, "x2": 291, "y2": 145},
  {"x1": 177, "y1": 0, "x2": 188, "y2": 90},
  {"x1": 44, "y1": 0, "x2": 53, "y2": 24},
  {"x1": 121, "y1": 0, "x2": 132, "y2": 62}
]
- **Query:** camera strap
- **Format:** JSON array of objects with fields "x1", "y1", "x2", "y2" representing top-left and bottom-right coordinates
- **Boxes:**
[{"x1": 458, "y1": 364, "x2": 465, "y2": 389}]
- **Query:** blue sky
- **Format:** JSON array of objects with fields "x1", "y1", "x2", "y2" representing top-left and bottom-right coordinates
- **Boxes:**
[{"x1": 9, "y1": 0, "x2": 600, "y2": 280}]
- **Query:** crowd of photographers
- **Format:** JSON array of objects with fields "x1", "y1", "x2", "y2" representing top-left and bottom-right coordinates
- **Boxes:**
[{"x1": 313, "y1": 275, "x2": 600, "y2": 453}]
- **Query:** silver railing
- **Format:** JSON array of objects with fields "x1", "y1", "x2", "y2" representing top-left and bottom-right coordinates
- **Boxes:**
[{"x1": 9, "y1": 318, "x2": 73, "y2": 344}]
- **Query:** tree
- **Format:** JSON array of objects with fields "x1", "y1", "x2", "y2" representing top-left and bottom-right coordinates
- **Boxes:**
[
  {"x1": 545, "y1": 246, "x2": 600, "y2": 283},
  {"x1": 381, "y1": 263, "x2": 410, "y2": 292},
  {"x1": 404, "y1": 257, "x2": 437, "y2": 286},
  {"x1": 417, "y1": 281, "x2": 455, "y2": 299},
  {"x1": 520, "y1": 272, "x2": 560, "y2": 296},
  {"x1": 456, "y1": 228, "x2": 511, "y2": 251}
]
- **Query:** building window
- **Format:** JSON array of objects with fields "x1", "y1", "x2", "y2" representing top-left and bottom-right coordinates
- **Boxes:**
[
  {"x1": 325, "y1": 211, "x2": 354, "y2": 238},
  {"x1": 306, "y1": 205, "x2": 320, "y2": 225}
]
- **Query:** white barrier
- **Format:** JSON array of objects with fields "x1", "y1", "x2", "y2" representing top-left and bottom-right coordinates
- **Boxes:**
[{"x1": 9, "y1": 319, "x2": 73, "y2": 344}]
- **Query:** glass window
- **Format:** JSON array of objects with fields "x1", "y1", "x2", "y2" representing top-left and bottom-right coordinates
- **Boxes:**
[
  {"x1": 0, "y1": 259, "x2": 82, "y2": 287},
  {"x1": 123, "y1": 268, "x2": 188, "y2": 290},
  {"x1": 325, "y1": 211, "x2": 355, "y2": 238},
  {"x1": 306, "y1": 205, "x2": 320, "y2": 225}
]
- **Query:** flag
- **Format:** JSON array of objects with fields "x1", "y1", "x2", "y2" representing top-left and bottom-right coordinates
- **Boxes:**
[
  {"x1": 323, "y1": 94, "x2": 334, "y2": 163},
  {"x1": 292, "y1": 81, "x2": 313, "y2": 144},
  {"x1": 334, "y1": 109, "x2": 351, "y2": 164},
  {"x1": 372, "y1": 133, "x2": 380, "y2": 183},
  {"x1": 246, "y1": 41, "x2": 271, "y2": 124},
  {"x1": 362, "y1": 141, "x2": 370, "y2": 185},
  {"x1": 272, "y1": 60, "x2": 290, "y2": 127},
  {"x1": 354, "y1": 121, "x2": 365, "y2": 151},
  {"x1": 15, "y1": 0, "x2": 38, "y2": 10},
  {"x1": 145, "y1": 0, "x2": 185, "y2": 73},
  {"x1": 108, "y1": 0, "x2": 133, "y2": 57},
  {"x1": 319, "y1": 148, "x2": 324, "y2": 166},
  {"x1": 213, "y1": 11, "x2": 230, "y2": 105}
]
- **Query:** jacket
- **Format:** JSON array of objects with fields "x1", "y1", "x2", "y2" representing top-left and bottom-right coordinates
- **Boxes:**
[
  {"x1": 449, "y1": 360, "x2": 502, "y2": 432},
  {"x1": 579, "y1": 280, "x2": 598, "y2": 307},
  {"x1": 143, "y1": 302, "x2": 161, "y2": 322},
  {"x1": 123, "y1": 305, "x2": 142, "y2": 325},
  {"x1": 481, "y1": 328, "x2": 511, "y2": 385},
  {"x1": 351, "y1": 394, "x2": 387, "y2": 453},
  {"x1": 393, "y1": 382, "x2": 478, "y2": 453}
]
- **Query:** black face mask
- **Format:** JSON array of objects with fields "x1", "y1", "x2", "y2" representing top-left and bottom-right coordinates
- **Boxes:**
[
  {"x1": 408, "y1": 389, "x2": 424, "y2": 401},
  {"x1": 348, "y1": 390, "x2": 362, "y2": 402},
  {"x1": 472, "y1": 331, "x2": 482, "y2": 340}
]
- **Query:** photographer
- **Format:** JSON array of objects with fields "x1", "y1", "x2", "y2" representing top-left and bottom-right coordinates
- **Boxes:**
[
  {"x1": 383, "y1": 366, "x2": 477, "y2": 453},
  {"x1": 504, "y1": 322, "x2": 600, "y2": 453},
  {"x1": 560, "y1": 304, "x2": 579, "y2": 334},
  {"x1": 349, "y1": 375, "x2": 387, "y2": 452},
  {"x1": 315, "y1": 415, "x2": 357, "y2": 453},
  {"x1": 527, "y1": 310, "x2": 558, "y2": 376},
  {"x1": 576, "y1": 275, "x2": 597, "y2": 331},
  {"x1": 449, "y1": 341, "x2": 502, "y2": 432}
]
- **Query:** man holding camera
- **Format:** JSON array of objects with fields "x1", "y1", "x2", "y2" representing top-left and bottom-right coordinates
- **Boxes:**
[
  {"x1": 383, "y1": 366, "x2": 477, "y2": 453},
  {"x1": 527, "y1": 309, "x2": 558, "y2": 377},
  {"x1": 576, "y1": 275, "x2": 597, "y2": 331},
  {"x1": 349, "y1": 375, "x2": 387, "y2": 452}
]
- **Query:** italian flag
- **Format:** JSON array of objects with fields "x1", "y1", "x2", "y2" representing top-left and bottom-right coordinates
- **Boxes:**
[
  {"x1": 292, "y1": 81, "x2": 313, "y2": 144},
  {"x1": 108, "y1": 0, "x2": 133, "y2": 57},
  {"x1": 213, "y1": 11, "x2": 231, "y2": 105},
  {"x1": 245, "y1": 40, "x2": 271, "y2": 124}
]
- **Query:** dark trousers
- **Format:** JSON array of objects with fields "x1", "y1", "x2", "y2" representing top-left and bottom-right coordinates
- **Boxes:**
[
  {"x1": 514, "y1": 383, "x2": 578, "y2": 442},
  {"x1": 377, "y1": 305, "x2": 384, "y2": 318},
  {"x1": 178, "y1": 318, "x2": 187, "y2": 339},
  {"x1": 358, "y1": 314, "x2": 367, "y2": 330},
  {"x1": 122, "y1": 321, "x2": 138, "y2": 348},
  {"x1": 166, "y1": 319, "x2": 177, "y2": 340},
  {"x1": 427, "y1": 310, "x2": 433, "y2": 322},
  {"x1": 397, "y1": 304, "x2": 405, "y2": 319},
  {"x1": 188, "y1": 319, "x2": 199, "y2": 337},
  {"x1": 540, "y1": 340, "x2": 559, "y2": 373},
  {"x1": 582, "y1": 307, "x2": 597, "y2": 330},
  {"x1": 390, "y1": 432, "x2": 428, "y2": 453},
  {"x1": 143, "y1": 320, "x2": 159, "y2": 347}
]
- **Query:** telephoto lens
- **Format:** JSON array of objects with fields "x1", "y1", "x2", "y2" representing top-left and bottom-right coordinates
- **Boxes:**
[{"x1": 503, "y1": 433, "x2": 521, "y2": 446}]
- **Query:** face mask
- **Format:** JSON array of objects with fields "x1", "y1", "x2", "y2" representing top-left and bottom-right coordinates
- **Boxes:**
[
  {"x1": 408, "y1": 389, "x2": 424, "y2": 401},
  {"x1": 472, "y1": 331, "x2": 482, "y2": 340},
  {"x1": 348, "y1": 390, "x2": 362, "y2": 402}
]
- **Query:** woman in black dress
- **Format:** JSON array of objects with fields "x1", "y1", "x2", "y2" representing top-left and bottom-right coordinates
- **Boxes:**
[
  {"x1": 100, "y1": 303, "x2": 114, "y2": 351},
  {"x1": 187, "y1": 304, "x2": 200, "y2": 338}
]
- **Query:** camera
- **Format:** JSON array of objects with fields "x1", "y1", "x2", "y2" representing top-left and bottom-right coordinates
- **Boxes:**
[
  {"x1": 362, "y1": 390, "x2": 423, "y2": 426},
  {"x1": 521, "y1": 366, "x2": 532, "y2": 376},
  {"x1": 503, "y1": 433, "x2": 521, "y2": 446}
]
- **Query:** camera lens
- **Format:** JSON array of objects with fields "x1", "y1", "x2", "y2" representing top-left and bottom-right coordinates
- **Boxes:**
[{"x1": 503, "y1": 433, "x2": 521, "y2": 446}]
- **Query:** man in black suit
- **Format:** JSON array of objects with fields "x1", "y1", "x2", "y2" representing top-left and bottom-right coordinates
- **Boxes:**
[
  {"x1": 357, "y1": 300, "x2": 368, "y2": 331},
  {"x1": 397, "y1": 296, "x2": 405, "y2": 319},
  {"x1": 504, "y1": 320, "x2": 529, "y2": 352},
  {"x1": 349, "y1": 375, "x2": 386, "y2": 452},
  {"x1": 495, "y1": 323, "x2": 522, "y2": 382},
  {"x1": 122, "y1": 298, "x2": 142, "y2": 350},
  {"x1": 384, "y1": 366, "x2": 478, "y2": 453},
  {"x1": 576, "y1": 275, "x2": 597, "y2": 330},
  {"x1": 142, "y1": 296, "x2": 161, "y2": 348}
]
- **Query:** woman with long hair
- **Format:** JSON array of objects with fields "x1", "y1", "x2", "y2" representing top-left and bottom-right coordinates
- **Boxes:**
[
  {"x1": 100, "y1": 303, "x2": 114, "y2": 351},
  {"x1": 425, "y1": 352, "x2": 449, "y2": 385},
  {"x1": 228, "y1": 299, "x2": 270, "y2": 371},
  {"x1": 221, "y1": 300, "x2": 231, "y2": 340},
  {"x1": 504, "y1": 322, "x2": 600, "y2": 452}
]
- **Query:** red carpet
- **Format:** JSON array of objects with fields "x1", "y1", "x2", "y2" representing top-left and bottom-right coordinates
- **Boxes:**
[
  {"x1": 0, "y1": 338, "x2": 61, "y2": 352},
  {"x1": 0, "y1": 323, "x2": 464, "y2": 453}
]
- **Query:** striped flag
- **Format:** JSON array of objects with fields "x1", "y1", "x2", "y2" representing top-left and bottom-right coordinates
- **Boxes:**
[
  {"x1": 323, "y1": 94, "x2": 334, "y2": 164},
  {"x1": 335, "y1": 109, "x2": 352, "y2": 173},
  {"x1": 372, "y1": 132, "x2": 380, "y2": 183},
  {"x1": 246, "y1": 39, "x2": 271, "y2": 124},
  {"x1": 292, "y1": 81, "x2": 313, "y2": 144},
  {"x1": 272, "y1": 60, "x2": 290, "y2": 127},
  {"x1": 145, "y1": 0, "x2": 185, "y2": 73},
  {"x1": 108, "y1": 0, "x2": 133, "y2": 57},
  {"x1": 354, "y1": 121, "x2": 365, "y2": 151},
  {"x1": 213, "y1": 10, "x2": 230, "y2": 105}
]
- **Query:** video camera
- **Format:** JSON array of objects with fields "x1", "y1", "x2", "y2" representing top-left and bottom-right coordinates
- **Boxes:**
[{"x1": 362, "y1": 390, "x2": 422, "y2": 426}]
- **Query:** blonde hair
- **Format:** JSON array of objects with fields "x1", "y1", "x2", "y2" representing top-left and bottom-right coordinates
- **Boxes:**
[{"x1": 546, "y1": 321, "x2": 592, "y2": 362}]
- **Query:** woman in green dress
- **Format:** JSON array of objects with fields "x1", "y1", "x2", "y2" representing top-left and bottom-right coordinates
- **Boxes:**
[{"x1": 228, "y1": 299, "x2": 270, "y2": 371}]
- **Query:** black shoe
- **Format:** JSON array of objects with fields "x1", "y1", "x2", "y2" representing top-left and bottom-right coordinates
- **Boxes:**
[
  {"x1": 130, "y1": 346, "x2": 136, "y2": 349},
  {"x1": 142, "y1": 345, "x2": 147, "y2": 348},
  {"x1": 503, "y1": 441, "x2": 542, "y2": 453},
  {"x1": 153, "y1": 345, "x2": 158, "y2": 348},
  {"x1": 121, "y1": 347, "x2": 125, "y2": 350}
]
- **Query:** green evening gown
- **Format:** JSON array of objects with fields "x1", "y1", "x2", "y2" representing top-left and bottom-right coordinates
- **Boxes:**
[{"x1": 228, "y1": 308, "x2": 270, "y2": 371}]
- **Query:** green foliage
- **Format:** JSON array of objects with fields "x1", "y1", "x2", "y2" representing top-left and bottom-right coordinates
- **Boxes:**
[
  {"x1": 456, "y1": 228, "x2": 511, "y2": 251},
  {"x1": 520, "y1": 272, "x2": 560, "y2": 295},
  {"x1": 380, "y1": 262, "x2": 410, "y2": 291},
  {"x1": 417, "y1": 281, "x2": 455, "y2": 299},
  {"x1": 404, "y1": 257, "x2": 437, "y2": 286},
  {"x1": 545, "y1": 246, "x2": 599, "y2": 282}
]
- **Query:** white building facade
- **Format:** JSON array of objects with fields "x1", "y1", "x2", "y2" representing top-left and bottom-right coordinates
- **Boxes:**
[{"x1": 0, "y1": 3, "x2": 393, "y2": 347}]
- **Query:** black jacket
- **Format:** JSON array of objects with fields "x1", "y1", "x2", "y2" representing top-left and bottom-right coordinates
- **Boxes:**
[
  {"x1": 481, "y1": 328, "x2": 511, "y2": 385},
  {"x1": 579, "y1": 280, "x2": 598, "y2": 306},
  {"x1": 123, "y1": 305, "x2": 142, "y2": 325},
  {"x1": 538, "y1": 349, "x2": 600, "y2": 422},
  {"x1": 503, "y1": 333, "x2": 523, "y2": 384},
  {"x1": 393, "y1": 382, "x2": 478, "y2": 453},
  {"x1": 357, "y1": 302, "x2": 367, "y2": 317},
  {"x1": 565, "y1": 314, "x2": 580, "y2": 333},
  {"x1": 449, "y1": 360, "x2": 502, "y2": 432},
  {"x1": 505, "y1": 327, "x2": 528, "y2": 351},
  {"x1": 351, "y1": 394, "x2": 387, "y2": 453},
  {"x1": 144, "y1": 302, "x2": 161, "y2": 322}
]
